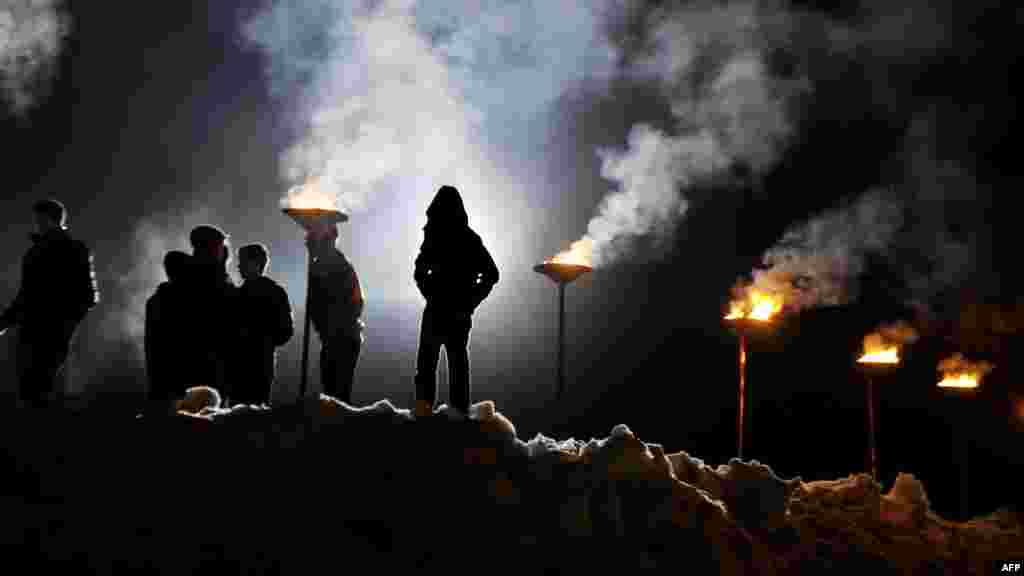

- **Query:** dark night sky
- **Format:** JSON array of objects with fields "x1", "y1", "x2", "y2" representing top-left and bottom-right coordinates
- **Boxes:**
[{"x1": 1, "y1": 0, "x2": 1021, "y2": 518}]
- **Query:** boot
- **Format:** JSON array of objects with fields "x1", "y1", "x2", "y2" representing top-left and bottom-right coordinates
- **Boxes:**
[{"x1": 415, "y1": 399, "x2": 434, "y2": 419}]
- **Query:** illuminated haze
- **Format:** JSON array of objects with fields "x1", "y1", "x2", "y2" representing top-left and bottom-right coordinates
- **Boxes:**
[
  {"x1": 240, "y1": 0, "x2": 618, "y2": 304},
  {"x1": 562, "y1": 1, "x2": 810, "y2": 268},
  {"x1": 0, "y1": 0, "x2": 69, "y2": 114}
]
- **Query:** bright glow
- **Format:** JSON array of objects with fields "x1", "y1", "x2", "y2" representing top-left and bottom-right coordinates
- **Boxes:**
[
  {"x1": 936, "y1": 353, "x2": 992, "y2": 390},
  {"x1": 282, "y1": 178, "x2": 338, "y2": 211},
  {"x1": 858, "y1": 333, "x2": 900, "y2": 365},
  {"x1": 858, "y1": 349, "x2": 899, "y2": 364},
  {"x1": 546, "y1": 238, "x2": 593, "y2": 267},
  {"x1": 937, "y1": 375, "x2": 980, "y2": 389},
  {"x1": 725, "y1": 289, "x2": 782, "y2": 322}
]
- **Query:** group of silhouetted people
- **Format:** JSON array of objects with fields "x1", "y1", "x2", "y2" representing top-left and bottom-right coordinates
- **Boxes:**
[
  {"x1": 143, "y1": 226, "x2": 298, "y2": 411},
  {"x1": 1, "y1": 186, "x2": 499, "y2": 418}
]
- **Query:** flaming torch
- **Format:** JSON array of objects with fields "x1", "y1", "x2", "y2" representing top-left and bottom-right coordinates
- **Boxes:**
[
  {"x1": 937, "y1": 353, "x2": 993, "y2": 519},
  {"x1": 534, "y1": 239, "x2": 593, "y2": 401},
  {"x1": 281, "y1": 179, "x2": 349, "y2": 400},
  {"x1": 854, "y1": 325, "x2": 909, "y2": 480},
  {"x1": 723, "y1": 284, "x2": 782, "y2": 459}
]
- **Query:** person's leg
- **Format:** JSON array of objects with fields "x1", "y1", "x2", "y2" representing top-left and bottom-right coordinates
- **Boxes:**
[
  {"x1": 320, "y1": 343, "x2": 337, "y2": 399},
  {"x1": 335, "y1": 338, "x2": 360, "y2": 405},
  {"x1": 447, "y1": 314, "x2": 472, "y2": 415},
  {"x1": 415, "y1": 308, "x2": 442, "y2": 410},
  {"x1": 17, "y1": 336, "x2": 67, "y2": 409}
]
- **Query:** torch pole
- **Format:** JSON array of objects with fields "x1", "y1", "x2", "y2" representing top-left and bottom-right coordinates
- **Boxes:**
[
  {"x1": 557, "y1": 281, "x2": 566, "y2": 401},
  {"x1": 300, "y1": 249, "x2": 313, "y2": 400},
  {"x1": 737, "y1": 333, "x2": 747, "y2": 460},
  {"x1": 959, "y1": 429, "x2": 969, "y2": 520},
  {"x1": 866, "y1": 375, "x2": 878, "y2": 480}
]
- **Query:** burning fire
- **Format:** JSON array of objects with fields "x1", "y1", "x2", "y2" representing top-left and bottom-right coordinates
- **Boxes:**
[
  {"x1": 936, "y1": 353, "x2": 993, "y2": 389},
  {"x1": 282, "y1": 177, "x2": 338, "y2": 211},
  {"x1": 545, "y1": 238, "x2": 593, "y2": 268},
  {"x1": 858, "y1": 346, "x2": 899, "y2": 364},
  {"x1": 725, "y1": 288, "x2": 782, "y2": 322},
  {"x1": 857, "y1": 320, "x2": 918, "y2": 365}
]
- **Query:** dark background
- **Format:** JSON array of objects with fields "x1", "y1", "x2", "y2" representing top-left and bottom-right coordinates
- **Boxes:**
[{"x1": 1, "y1": 0, "x2": 1020, "y2": 521}]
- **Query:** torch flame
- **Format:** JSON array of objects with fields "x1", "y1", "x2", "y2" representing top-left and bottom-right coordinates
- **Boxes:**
[
  {"x1": 725, "y1": 289, "x2": 782, "y2": 322},
  {"x1": 936, "y1": 353, "x2": 992, "y2": 389},
  {"x1": 858, "y1": 334, "x2": 900, "y2": 365},
  {"x1": 859, "y1": 348, "x2": 899, "y2": 364},
  {"x1": 282, "y1": 177, "x2": 338, "y2": 211},
  {"x1": 857, "y1": 321, "x2": 918, "y2": 365},
  {"x1": 546, "y1": 238, "x2": 593, "y2": 268}
]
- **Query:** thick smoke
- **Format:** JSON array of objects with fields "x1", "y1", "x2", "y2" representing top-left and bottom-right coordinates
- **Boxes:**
[
  {"x1": 560, "y1": 1, "x2": 811, "y2": 268},
  {"x1": 0, "y1": 0, "x2": 69, "y2": 114},
  {"x1": 738, "y1": 189, "x2": 904, "y2": 311},
  {"x1": 241, "y1": 0, "x2": 616, "y2": 215},
  {"x1": 743, "y1": 109, "x2": 983, "y2": 314}
]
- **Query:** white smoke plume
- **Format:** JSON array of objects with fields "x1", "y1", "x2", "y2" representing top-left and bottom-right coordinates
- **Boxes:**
[
  {"x1": 557, "y1": 1, "x2": 812, "y2": 268},
  {"x1": 736, "y1": 189, "x2": 904, "y2": 311},
  {"x1": 241, "y1": 0, "x2": 617, "y2": 215},
  {"x1": 0, "y1": 0, "x2": 69, "y2": 114},
  {"x1": 103, "y1": 207, "x2": 213, "y2": 358}
]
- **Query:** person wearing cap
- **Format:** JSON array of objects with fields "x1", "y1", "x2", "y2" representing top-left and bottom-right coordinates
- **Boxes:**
[
  {"x1": 413, "y1": 185, "x2": 499, "y2": 419},
  {"x1": 182, "y1": 224, "x2": 240, "y2": 399},
  {"x1": 306, "y1": 222, "x2": 365, "y2": 404},
  {"x1": 230, "y1": 243, "x2": 294, "y2": 405},
  {"x1": 0, "y1": 199, "x2": 99, "y2": 409}
]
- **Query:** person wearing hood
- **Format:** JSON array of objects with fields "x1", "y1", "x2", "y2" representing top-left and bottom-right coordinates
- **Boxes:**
[
  {"x1": 144, "y1": 250, "x2": 193, "y2": 413},
  {"x1": 0, "y1": 199, "x2": 99, "y2": 409},
  {"x1": 413, "y1": 185, "x2": 499, "y2": 419},
  {"x1": 307, "y1": 222, "x2": 365, "y2": 405},
  {"x1": 230, "y1": 243, "x2": 294, "y2": 405}
]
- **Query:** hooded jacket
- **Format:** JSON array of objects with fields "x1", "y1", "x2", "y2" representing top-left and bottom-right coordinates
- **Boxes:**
[
  {"x1": 145, "y1": 253, "x2": 193, "y2": 401},
  {"x1": 413, "y1": 186, "x2": 499, "y2": 313}
]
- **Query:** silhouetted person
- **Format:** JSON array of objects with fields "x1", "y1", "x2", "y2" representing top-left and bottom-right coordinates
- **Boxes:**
[
  {"x1": 0, "y1": 199, "x2": 99, "y2": 409},
  {"x1": 144, "y1": 250, "x2": 192, "y2": 412},
  {"x1": 413, "y1": 185, "x2": 498, "y2": 418},
  {"x1": 230, "y1": 243, "x2": 294, "y2": 405},
  {"x1": 306, "y1": 222, "x2": 364, "y2": 404},
  {"x1": 183, "y1": 225, "x2": 239, "y2": 398}
]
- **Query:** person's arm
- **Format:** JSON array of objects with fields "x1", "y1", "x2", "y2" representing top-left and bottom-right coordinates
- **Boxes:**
[
  {"x1": 472, "y1": 237, "x2": 499, "y2": 307},
  {"x1": 144, "y1": 296, "x2": 159, "y2": 395},
  {"x1": 478, "y1": 238, "x2": 499, "y2": 290},
  {"x1": 0, "y1": 254, "x2": 29, "y2": 334},
  {"x1": 413, "y1": 237, "x2": 432, "y2": 300},
  {"x1": 70, "y1": 241, "x2": 99, "y2": 324},
  {"x1": 272, "y1": 284, "x2": 294, "y2": 348},
  {"x1": 350, "y1": 267, "x2": 364, "y2": 321}
]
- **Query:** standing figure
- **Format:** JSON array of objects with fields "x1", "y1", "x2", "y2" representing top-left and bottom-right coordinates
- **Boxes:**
[
  {"x1": 183, "y1": 225, "x2": 239, "y2": 398},
  {"x1": 231, "y1": 243, "x2": 294, "y2": 405},
  {"x1": 0, "y1": 199, "x2": 99, "y2": 409},
  {"x1": 306, "y1": 222, "x2": 364, "y2": 404},
  {"x1": 413, "y1": 185, "x2": 499, "y2": 418},
  {"x1": 144, "y1": 250, "x2": 193, "y2": 412}
]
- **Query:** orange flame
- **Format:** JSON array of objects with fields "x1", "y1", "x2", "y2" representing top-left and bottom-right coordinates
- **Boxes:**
[
  {"x1": 857, "y1": 321, "x2": 918, "y2": 365},
  {"x1": 936, "y1": 353, "x2": 992, "y2": 389},
  {"x1": 282, "y1": 177, "x2": 338, "y2": 211},
  {"x1": 545, "y1": 237, "x2": 593, "y2": 268},
  {"x1": 725, "y1": 288, "x2": 782, "y2": 322}
]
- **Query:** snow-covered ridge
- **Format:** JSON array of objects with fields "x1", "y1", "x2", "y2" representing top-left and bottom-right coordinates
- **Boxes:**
[{"x1": 144, "y1": 387, "x2": 1024, "y2": 574}]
